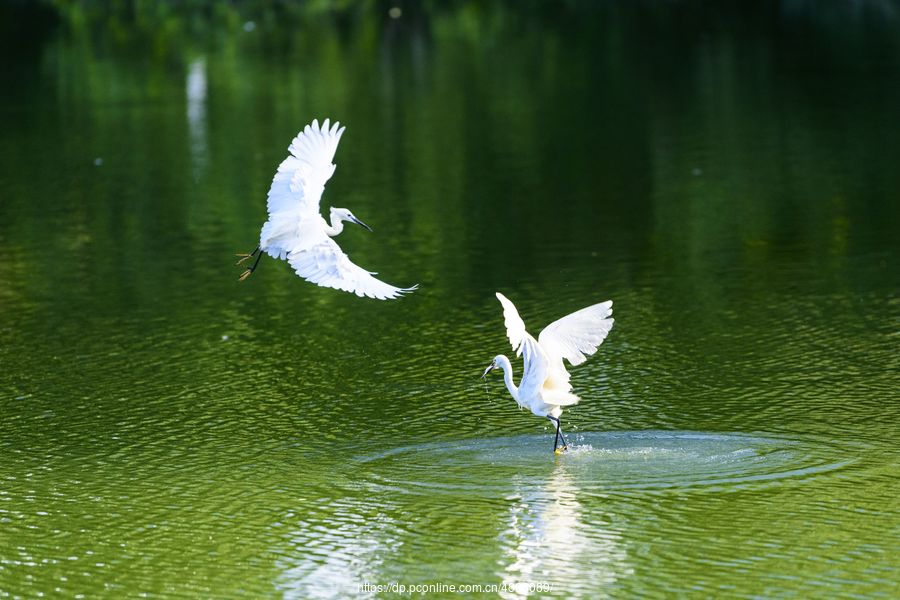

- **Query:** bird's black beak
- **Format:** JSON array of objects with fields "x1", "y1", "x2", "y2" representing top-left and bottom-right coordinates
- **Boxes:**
[
  {"x1": 481, "y1": 364, "x2": 495, "y2": 379},
  {"x1": 350, "y1": 216, "x2": 373, "y2": 232}
]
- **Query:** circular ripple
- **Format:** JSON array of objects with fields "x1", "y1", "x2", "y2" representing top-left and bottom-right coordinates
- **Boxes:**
[{"x1": 352, "y1": 431, "x2": 861, "y2": 495}]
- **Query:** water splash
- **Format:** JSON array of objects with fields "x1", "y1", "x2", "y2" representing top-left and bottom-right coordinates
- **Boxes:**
[{"x1": 354, "y1": 431, "x2": 861, "y2": 496}]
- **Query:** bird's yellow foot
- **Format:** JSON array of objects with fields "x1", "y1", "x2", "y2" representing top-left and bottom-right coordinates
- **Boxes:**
[
  {"x1": 235, "y1": 253, "x2": 254, "y2": 266},
  {"x1": 238, "y1": 269, "x2": 253, "y2": 281},
  {"x1": 554, "y1": 445, "x2": 568, "y2": 455}
]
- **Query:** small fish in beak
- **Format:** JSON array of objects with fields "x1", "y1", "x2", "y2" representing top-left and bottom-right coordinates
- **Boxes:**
[{"x1": 481, "y1": 362, "x2": 495, "y2": 379}]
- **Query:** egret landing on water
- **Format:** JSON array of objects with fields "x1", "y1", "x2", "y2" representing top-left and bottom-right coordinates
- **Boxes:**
[
  {"x1": 236, "y1": 119, "x2": 417, "y2": 300},
  {"x1": 482, "y1": 292, "x2": 614, "y2": 454}
]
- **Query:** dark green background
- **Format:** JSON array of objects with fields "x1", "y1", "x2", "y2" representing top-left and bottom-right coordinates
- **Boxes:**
[{"x1": 1, "y1": 2, "x2": 897, "y2": 597}]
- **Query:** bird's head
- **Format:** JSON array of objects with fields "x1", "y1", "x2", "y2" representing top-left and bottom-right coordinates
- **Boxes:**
[
  {"x1": 481, "y1": 356, "x2": 503, "y2": 379},
  {"x1": 330, "y1": 207, "x2": 372, "y2": 231}
]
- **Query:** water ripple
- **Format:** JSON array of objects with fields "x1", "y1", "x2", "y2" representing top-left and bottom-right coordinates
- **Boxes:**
[{"x1": 352, "y1": 431, "x2": 863, "y2": 496}]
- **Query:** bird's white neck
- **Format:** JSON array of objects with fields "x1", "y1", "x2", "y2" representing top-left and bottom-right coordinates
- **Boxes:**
[
  {"x1": 495, "y1": 355, "x2": 519, "y2": 403},
  {"x1": 323, "y1": 213, "x2": 344, "y2": 237}
]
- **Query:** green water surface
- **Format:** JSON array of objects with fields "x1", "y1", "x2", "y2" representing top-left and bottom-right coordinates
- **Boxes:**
[{"x1": 1, "y1": 2, "x2": 898, "y2": 598}]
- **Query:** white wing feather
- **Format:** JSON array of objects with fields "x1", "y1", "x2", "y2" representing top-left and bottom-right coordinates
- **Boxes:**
[
  {"x1": 495, "y1": 293, "x2": 612, "y2": 412},
  {"x1": 538, "y1": 301, "x2": 614, "y2": 367},
  {"x1": 266, "y1": 118, "x2": 345, "y2": 219},
  {"x1": 261, "y1": 119, "x2": 345, "y2": 258},
  {"x1": 253, "y1": 119, "x2": 416, "y2": 300},
  {"x1": 288, "y1": 236, "x2": 417, "y2": 300},
  {"x1": 495, "y1": 292, "x2": 528, "y2": 356}
]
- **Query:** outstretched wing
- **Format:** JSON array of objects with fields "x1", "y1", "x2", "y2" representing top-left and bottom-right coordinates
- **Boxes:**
[
  {"x1": 538, "y1": 300, "x2": 614, "y2": 367},
  {"x1": 288, "y1": 237, "x2": 417, "y2": 300},
  {"x1": 536, "y1": 300, "x2": 613, "y2": 405},
  {"x1": 495, "y1": 292, "x2": 584, "y2": 408},
  {"x1": 266, "y1": 118, "x2": 346, "y2": 219},
  {"x1": 495, "y1": 292, "x2": 528, "y2": 356}
]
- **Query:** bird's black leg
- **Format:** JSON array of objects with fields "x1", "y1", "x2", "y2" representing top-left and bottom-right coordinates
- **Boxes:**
[
  {"x1": 239, "y1": 249, "x2": 263, "y2": 281},
  {"x1": 548, "y1": 416, "x2": 569, "y2": 454},
  {"x1": 558, "y1": 423, "x2": 569, "y2": 451},
  {"x1": 235, "y1": 245, "x2": 260, "y2": 266}
]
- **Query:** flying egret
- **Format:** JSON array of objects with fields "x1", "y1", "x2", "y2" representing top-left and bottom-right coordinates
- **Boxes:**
[
  {"x1": 482, "y1": 292, "x2": 614, "y2": 453},
  {"x1": 236, "y1": 118, "x2": 417, "y2": 300}
]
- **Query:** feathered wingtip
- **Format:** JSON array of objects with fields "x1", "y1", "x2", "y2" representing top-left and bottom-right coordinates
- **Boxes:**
[
  {"x1": 355, "y1": 283, "x2": 418, "y2": 301},
  {"x1": 390, "y1": 283, "x2": 419, "y2": 300},
  {"x1": 289, "y1": 118, "x2": 346, "y2": 155},
  {"x1": 495, "y1": 291, "x2": 527, "y2": 354},
  {"x1": 307, "y1": 118, "x2": 345, "y2": 136}
]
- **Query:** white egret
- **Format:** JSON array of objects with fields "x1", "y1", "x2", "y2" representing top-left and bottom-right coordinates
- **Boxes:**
[
  {"x1": 237, "y1": 118, "x2": 417, "y2": 300},
  {"x1": 482, "y1": 292, "x2": 614, "y2": 453}
]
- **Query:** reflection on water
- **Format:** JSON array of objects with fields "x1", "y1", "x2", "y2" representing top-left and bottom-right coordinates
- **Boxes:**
[
  {"x1": 186, "y1": 57, "x2": 208, "y2": 178},
  {"x1": 339, "y1": 431, "x2": 877, "y2": 596},
  {"x1": 277, "y1": 498, "x2": 401, "y2": 599},
  {"x1": 499, "y1": 464, "x2": 630, "y2": 599},
  {"x1": 1, "y1": 1, "x2": 898, "y2": 598}
]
